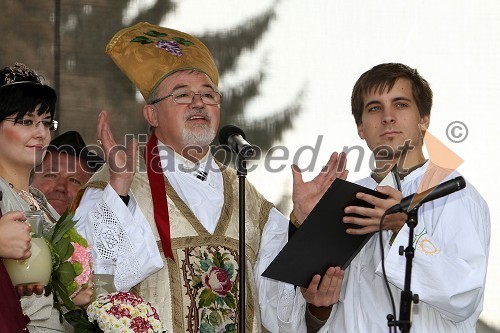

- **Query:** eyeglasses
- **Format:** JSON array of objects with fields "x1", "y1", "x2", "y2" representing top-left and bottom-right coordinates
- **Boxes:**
[
  {"x1": 3, "y1": 117, "x2": 59, "y2": 131},
  {"x1": 150, "y1": 90, "x2": 222, "y2": 105}
]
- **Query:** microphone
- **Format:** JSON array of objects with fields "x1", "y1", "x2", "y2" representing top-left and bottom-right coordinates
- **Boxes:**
[
  {"x1": 385, "y1": 176, "x2": 466, "y2": 214},
  {"x1": 218, "y1": 125, "x2": 255, "y2": 157}
]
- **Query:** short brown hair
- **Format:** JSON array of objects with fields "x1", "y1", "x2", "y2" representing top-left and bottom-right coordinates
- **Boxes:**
[{"x1": 351, "y1": 63, "x2": 433, "y2": 125}]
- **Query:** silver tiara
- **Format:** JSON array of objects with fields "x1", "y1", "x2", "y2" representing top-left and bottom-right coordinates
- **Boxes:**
[{"x1": 2, "y1": 62, "x2": 41, "y2": 87}]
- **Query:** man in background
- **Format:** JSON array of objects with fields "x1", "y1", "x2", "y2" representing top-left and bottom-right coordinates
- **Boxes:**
[{"x1": 31, "y1": 130, "x2": 104, "y2": 214}]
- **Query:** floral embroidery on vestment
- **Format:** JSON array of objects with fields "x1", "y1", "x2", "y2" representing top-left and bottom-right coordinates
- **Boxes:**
[{"x1": 182, "y1": 245, "x2": 239, "y2": 333}]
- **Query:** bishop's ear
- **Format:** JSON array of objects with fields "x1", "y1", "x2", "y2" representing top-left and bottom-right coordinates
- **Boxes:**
[{"x1": 143, "y1": 104, "x2": 158, "y2": 128}]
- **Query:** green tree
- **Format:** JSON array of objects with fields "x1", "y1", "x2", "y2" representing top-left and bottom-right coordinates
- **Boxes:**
[{"x1": 0, "y1": 0, "x2": 300, "y2": 152}]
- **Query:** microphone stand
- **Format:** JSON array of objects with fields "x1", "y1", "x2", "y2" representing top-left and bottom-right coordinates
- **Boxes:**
[
  {"x1": 236, "y1": 149, "x2": 251, "y2": 333},
  {"x1": 387, "y1": 207, "x2": 420, "y2": 332}
]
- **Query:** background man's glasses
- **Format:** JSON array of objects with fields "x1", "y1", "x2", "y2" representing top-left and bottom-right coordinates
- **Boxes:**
[
  {"x1": 151, "y1": 90, "x2": 222, "y2": 105},
  {"x1": 3, "y1": 118, "x2": 59, "y2": 131}
]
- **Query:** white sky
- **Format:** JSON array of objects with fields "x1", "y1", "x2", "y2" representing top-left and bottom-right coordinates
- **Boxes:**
[{"x1": 127, "y1": 0, "x2": 500, "y2": 328}]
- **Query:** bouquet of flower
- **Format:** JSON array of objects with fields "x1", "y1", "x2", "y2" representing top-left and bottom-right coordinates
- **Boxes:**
[
  {"x1": 45, "y1": 210, "x2": 93, "y2": 310},
  {"x1": 86, "y1": 291, "x2": 162, "y2": 333}
]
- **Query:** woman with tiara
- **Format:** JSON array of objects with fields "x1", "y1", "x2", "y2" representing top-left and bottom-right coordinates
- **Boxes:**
[{"x1": 0, "y1": 63, "x2": 92, "y2": 332}]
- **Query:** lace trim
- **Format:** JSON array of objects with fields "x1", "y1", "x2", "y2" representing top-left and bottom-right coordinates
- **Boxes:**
[{"x1": 89, "y1": 200, "x2": 142, "y2": 290}]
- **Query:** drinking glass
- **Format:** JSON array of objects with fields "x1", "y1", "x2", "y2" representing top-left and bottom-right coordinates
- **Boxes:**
[{"x1": 92, "y1": 259, "x2": 117, "y2": 300}]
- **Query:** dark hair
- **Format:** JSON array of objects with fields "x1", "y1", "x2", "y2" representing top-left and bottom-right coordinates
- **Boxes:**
[
  {"x1": 351, "y1": 63, "x2": 433, "y2": 125},
  {"x1": 46, "y1": 131, "x2": 104, "y2": 173},
  {"x1": 0, "y1": 63, "x2": 57, "y2": 122}
]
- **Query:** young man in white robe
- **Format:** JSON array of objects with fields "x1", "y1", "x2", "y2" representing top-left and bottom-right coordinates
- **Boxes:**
[{"x1": 287, "y1": 63, "x2": 490, "y2": 332}]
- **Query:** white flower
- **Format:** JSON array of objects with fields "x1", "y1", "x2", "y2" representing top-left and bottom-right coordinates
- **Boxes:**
[{"x1": 86, "y1": 291, "x2": 162, "y2": 332}]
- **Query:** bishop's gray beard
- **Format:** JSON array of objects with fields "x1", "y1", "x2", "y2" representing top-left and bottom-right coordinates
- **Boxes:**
[
  {"x1": 182, "y1": 125, "x2": 216, "y2": 148},
  {"x1": 181, "y1": 108, "x2": 217, "y2": 148}
]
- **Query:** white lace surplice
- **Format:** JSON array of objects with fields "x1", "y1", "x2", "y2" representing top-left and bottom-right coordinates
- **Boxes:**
[{"x1": 74, "y1": 147, "x2": 305, "y2": 332}]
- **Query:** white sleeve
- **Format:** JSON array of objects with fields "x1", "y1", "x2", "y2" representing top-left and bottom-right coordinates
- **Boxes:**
[
  {"x1": 254, "y1": 207, "x2": 307, "y2": 333},
  {"x1": 378, "y1": 189, "x2": 490, "y2": 322},
  {"x1": 74, "y1": 184, "x2": 163, "y2": 291}
]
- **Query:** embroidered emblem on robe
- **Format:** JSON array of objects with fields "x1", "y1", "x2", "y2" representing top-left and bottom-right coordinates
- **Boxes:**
[{"x1": 181, "y1": 245, "x2": 239, "y2": 333}]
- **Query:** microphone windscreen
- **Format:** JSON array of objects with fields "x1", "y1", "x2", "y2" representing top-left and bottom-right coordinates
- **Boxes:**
[{"x1": 218, "y1": 125, "x2": 246, "y2": 145}]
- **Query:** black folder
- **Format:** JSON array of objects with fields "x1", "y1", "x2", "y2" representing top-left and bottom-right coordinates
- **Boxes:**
[{"x1": 262, "y1": 178, "x2": 387, "y2": 288}]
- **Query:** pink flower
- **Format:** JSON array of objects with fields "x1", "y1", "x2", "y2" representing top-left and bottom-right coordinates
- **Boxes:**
[
  {"x1": 203, "y1": 267, "x2": 232, "y2": 296},
  {"x1": 68, "y1": 242, "x2": 92, "y2": 297}
]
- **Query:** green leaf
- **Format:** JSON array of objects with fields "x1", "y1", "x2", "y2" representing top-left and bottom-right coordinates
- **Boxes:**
[
  {"x1": 66, "y1": 228, "x2": 88, "y2": 247},
  {"x1": 53, "y1": 278, "x2": 76, "y2": 309},
  {"x1": 46, "y1": 209, "x2": 71, "y2": 240},
  {"x1": 45, "y1": 239, "x2": 61, "y2": 271},
  {"x1": 192, "y1": 275, "x2": 201, "y2": 285},
  {"x1": 225, "y1": 323, "x2": 237, "y2": 333},
  {"x1": 48, "y1": 211, "x2": 77, "y2": 244},
  {"x1": 224, "y1": 262, "x2": 234, "y2": 279},
  {"x1": 66, "y1": 281, "x2": 78, "y2": 296},
  {"x1": 209, "y1": 310, "x2": 222, "y2": 326},
  {"x1": 213, "y1": 252, "x2": 224, "y2": 268},
  {"x1": 44, "y1": 284, "x2": 53, "y2": 297},
  {"x1": 64, "y1": 309, "x2": 101, "y2": 332},
  {"x1": 144, "y1": 30, "x2": 167, "y2": 38},
  {"x1": 73, "y1": 262, "x2": 83, "y2": 276},
  {"x1": 224, "y1": 293, "x2": 236, "y2": 309},
  {"x1": 200, "y1": 259, "x2": 213, "y2": 272},
  {"x1": 131, "y1": 36, "x2": 153, "y2": 44},
  {"x1": 56, "y1": 261, "x2": 77, "y2": 285},
  {"x1": 231, "y1": 281, "x2": 238, "y2": 293},
  {"x1": 59, "y1": 218, "x2": 77, "y2": 238},
  {"x1": 198, "y1": 288, "x2": 216, "y2": 307},
  {"x1": 200, "y1": 322, "x2": 215, "y2": 333},
  {"x1": 172, "y1": 36, "x2": 193, "y2": 46},
  {"x1": 55, "y1": 235, "x2": 73, "y2": 261}
]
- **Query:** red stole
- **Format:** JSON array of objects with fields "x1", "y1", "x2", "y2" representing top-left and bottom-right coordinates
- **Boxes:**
[{"x1": 145, "y1": 134, "x2": 174, "y2": 260}]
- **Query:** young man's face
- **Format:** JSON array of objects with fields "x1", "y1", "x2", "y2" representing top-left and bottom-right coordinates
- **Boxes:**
[{"x1": 357, "y1": 78, "x2": 429, "y2": 169}]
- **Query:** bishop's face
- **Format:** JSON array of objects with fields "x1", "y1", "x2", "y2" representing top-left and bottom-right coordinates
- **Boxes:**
[
  {"x1": 357, "y1": 78, "x2": 429, "y2": 170},
  {"x1": 143, "y1": 70, "x2": 220, "y2": 161}
]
